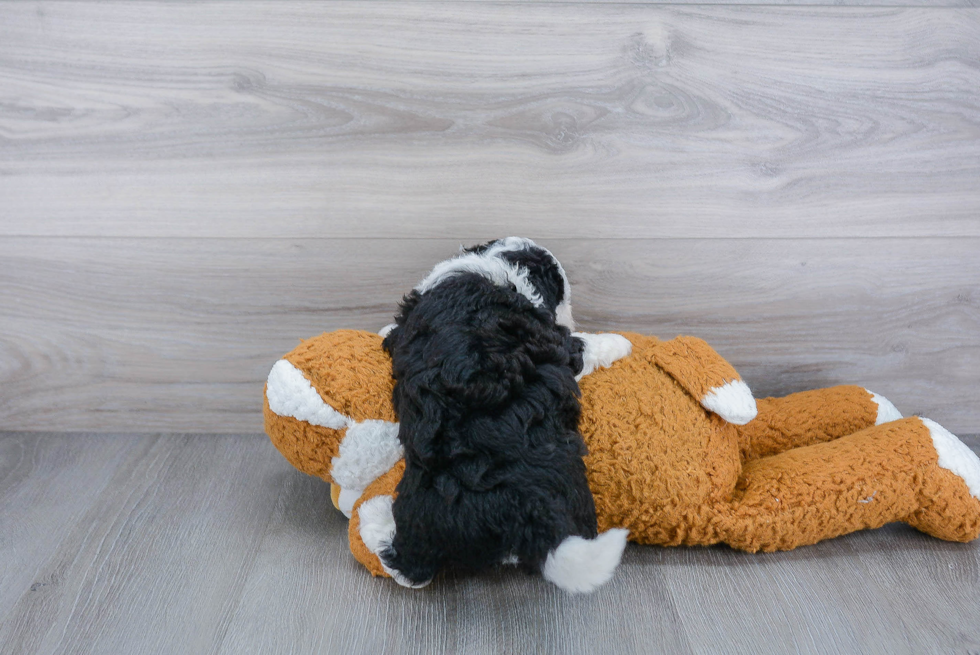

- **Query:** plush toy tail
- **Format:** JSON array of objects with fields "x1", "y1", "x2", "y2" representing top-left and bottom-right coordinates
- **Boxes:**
[{"x1": 541, "y1": 529, "x2": 629, "y2": 594}]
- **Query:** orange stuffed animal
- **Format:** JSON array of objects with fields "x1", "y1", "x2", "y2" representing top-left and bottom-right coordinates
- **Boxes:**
[{"x1": 264, "y1": 329, "x2": 980, "y2": 587}]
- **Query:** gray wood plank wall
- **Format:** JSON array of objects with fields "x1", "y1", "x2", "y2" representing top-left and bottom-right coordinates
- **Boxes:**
[{"x1": 1, "y1": 2, "x2": 978, "y2": 433}]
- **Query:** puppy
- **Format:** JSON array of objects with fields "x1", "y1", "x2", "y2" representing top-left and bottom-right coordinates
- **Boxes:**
[{"x1": 379, "y1": 237, "x2": 631, "y2": 593}]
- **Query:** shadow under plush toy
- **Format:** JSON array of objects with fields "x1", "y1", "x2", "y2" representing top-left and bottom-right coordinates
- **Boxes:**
[{"x1": 264, "y1": 329, "x2": 980, "y2": 591}]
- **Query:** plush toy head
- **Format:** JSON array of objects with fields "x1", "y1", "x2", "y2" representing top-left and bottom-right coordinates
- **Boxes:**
[{"x1": 264, "y1": 330, "x2": 401, "y2": 513}]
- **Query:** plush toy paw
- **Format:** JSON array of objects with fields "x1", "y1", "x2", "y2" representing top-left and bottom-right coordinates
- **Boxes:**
[
  {"x1": 701, "y1": 380, "x2": 758, "y2": 425},
  {"x1": 904, "y1": 418, "x2": 980, "y2": 543},
  {"x1": 357, "y1": 496, "x2": 432, "y2": 589},
  {"x1": 922, "y1": 418, "x2": 980, "y2": 499},
  {"x1": 541, "y1": 528, "x2": 629, "y2": 594},
  {"x1": 573, "y1": 332, "x2": 633, "y2": 380},
  {"x1": 865, "y1": 389, "x2": 903, "y2": 425}
]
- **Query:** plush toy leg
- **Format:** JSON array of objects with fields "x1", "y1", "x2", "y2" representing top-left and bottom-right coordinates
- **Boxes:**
[
  {"x1": 734, "y1": 386, "x2": 897, "y2": 461},
  {"x1": 718, "y1": 417, "x2": 980, "y2": 552}
]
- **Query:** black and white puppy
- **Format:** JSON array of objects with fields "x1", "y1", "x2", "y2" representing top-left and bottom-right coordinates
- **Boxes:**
[{"x1": 376, "y1": 237, "x2": 631, "y2": 593}]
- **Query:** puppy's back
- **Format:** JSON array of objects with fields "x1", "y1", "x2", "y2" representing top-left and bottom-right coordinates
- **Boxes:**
[{"x1": 382, "y1": 273, "x2": 597, "y2": 578}]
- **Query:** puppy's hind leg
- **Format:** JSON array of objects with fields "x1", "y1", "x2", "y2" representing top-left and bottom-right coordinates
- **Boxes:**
[{"x1": 541, "y1": 529, "x2": 630, "y2": 594}]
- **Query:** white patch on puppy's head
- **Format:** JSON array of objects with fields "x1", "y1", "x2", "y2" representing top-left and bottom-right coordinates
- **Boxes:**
[
  {"x1": 416, "y1": 252, "x2": 544, "y2": 307},
  {"x1": 420, "y1": 237, "x2": 574, "y2": 328},
  {"x1": 491, "y1": 238, "x2": 573, "y2": 329}
]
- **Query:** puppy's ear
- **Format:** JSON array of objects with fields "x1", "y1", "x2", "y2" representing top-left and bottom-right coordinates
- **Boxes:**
[
  {"x1": 567, "y1": 333, "x2": 586, "y2": 378},
  {"x1": 394, "y1": 383, "x2": 445, "y2": 461},
  {"x1": 461, "y1": 239, "x2": 500, "y2": 255},
  {"x1": 383, "y1": 290, "x2": 424, "y2": 355},
  {"x1": 381, "y1": 326, "x2": 398, "y2": 355},
  {"x1": 499, "y1": 247, "x2": 567, "y2": 315}
]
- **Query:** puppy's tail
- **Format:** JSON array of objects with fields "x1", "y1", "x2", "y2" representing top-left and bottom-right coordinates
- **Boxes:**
[{"x1": 542, "y1": 528, "x2": 629, "y2": 594}]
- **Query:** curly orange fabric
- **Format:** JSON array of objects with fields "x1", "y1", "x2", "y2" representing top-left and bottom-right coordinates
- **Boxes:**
[
  {"x1": 285, "y1": 330, "x2": 396, "y2": 424},
  {"x1": 263, "y1": 398, "x2": 343, "y2": 481},
  {"x1": 649, "y1": 335, "x2": 743, "y2": 402},
  {"x1": 578, "y1": 333, "x2": 741, "y2": 546},
  {"x1": 736, "y1": 386, "x2": 878, "y2": 461},
  {"x1": 264, "y1": 330, "x2": 980, "y2": 577},
  {"x1": 264, "y1": 330, "x2": 396, "y2": 483}
]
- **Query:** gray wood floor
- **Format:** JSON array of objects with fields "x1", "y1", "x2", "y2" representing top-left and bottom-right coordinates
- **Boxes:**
[{"x1": 1, "y1": 431, "x2": 979, "y2": 655}]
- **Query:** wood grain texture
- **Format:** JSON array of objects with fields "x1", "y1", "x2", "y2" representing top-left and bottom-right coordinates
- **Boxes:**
[
  {"x1": 323, "y1": 0, "x2": 980, "y2": 4},
  {"x1": 0, "y1": 433, "x2": 157, "y2": 621},
  {"x1": 1, "y1": 432, "x2": 978, "y2": 655},
  {"x1": 0, "y1": 433, "x2": 287, "y2": 654},
  {"x1": 1, "y1": 3, "x2": 978, "y2": 238},
  {"x1": 2, "y1": 237, "x2": 977, "y2": 433}
]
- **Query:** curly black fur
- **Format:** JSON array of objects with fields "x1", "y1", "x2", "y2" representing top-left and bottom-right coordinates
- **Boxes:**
[{"x1": 380, "y1": 245, "x2": 596, "y2": 585}]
